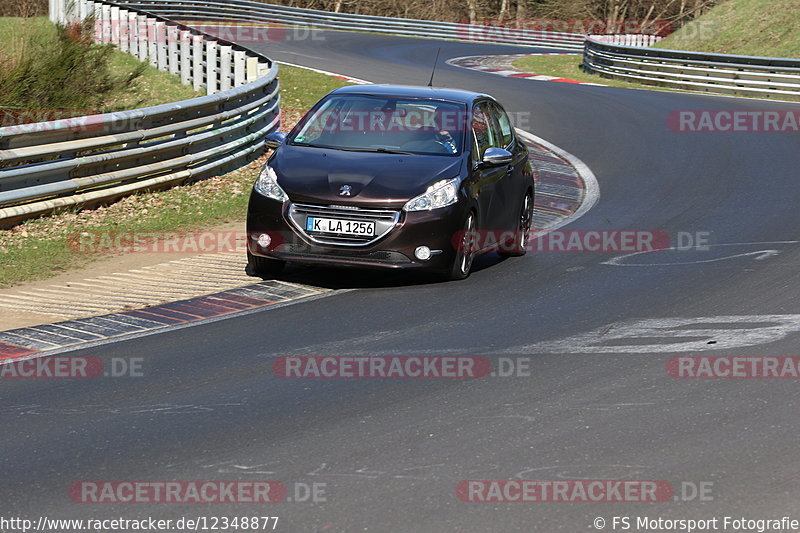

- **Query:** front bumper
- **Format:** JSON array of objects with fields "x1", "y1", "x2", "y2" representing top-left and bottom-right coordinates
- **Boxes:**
[{"x1": 246, "y1": 190, "x2": 467, "y2": 272}]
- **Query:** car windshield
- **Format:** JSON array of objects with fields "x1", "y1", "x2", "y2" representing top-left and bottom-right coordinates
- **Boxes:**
[{"x1": 288, "y1": 94, "x2": 467, "y2": 156}]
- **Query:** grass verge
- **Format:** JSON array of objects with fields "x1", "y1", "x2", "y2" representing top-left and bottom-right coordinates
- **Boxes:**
[
  {"x1": 512, "y1": 0, "x2": 799, "y2": 99},
  {"x1": 511, "y1": 54, "x2": 655, "y2": 91},
  {"x1": 655, "y1": 0, "x2": 800, "y2": 58},
  {"x1": 103, "y1": 52, "x2": 203, "y2": 112},
  {"x1": 0, "y1": 17, "x2": 202, "y2": 115},
  {"x1": 0, "y1": 63, "x2": 350, "y2": 288}
]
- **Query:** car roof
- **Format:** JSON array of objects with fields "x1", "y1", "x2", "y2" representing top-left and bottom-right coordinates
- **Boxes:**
[{"x1": 329, "y1": 84, "x2": 492, "y2": 104}]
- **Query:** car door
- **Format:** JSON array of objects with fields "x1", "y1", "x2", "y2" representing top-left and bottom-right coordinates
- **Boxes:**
[
  {"x1": 470, "y1": 101, "x2": 509, "y2": 233},
  {"x1": 486, "y1": 101, "x2": 529, "y2": 230}
]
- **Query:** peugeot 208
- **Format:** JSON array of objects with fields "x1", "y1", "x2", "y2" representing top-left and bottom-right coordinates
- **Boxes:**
[{"x1": 246, "y1": 84, "x2": 535, "y2": 280}]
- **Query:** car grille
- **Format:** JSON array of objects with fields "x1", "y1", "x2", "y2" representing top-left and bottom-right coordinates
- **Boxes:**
[
  {"x1": 277, "y1": 245, "x2": 411, "y2": 264},
  {"x1": 287, "y1": 203, "x2": 400, "y2": 246}
]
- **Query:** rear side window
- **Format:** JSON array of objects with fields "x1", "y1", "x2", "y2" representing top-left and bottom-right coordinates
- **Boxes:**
[{"x1": 489, "y1": 102, "x2": 514, "y2": 148}]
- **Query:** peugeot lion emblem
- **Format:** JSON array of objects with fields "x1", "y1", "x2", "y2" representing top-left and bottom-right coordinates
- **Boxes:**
[{"x1": 339, "y1": 184, "x2": 352, "y2": 197}]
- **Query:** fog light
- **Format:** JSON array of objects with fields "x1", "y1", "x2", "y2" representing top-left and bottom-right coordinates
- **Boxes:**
[
  {"x1": 415, "y1": 246, "x2": 431, "y2": 261},
  {"x1": 257, "y1": 233, "x2": 272, "y2": 248}
]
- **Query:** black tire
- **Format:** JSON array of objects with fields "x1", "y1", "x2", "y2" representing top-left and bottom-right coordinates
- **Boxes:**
[
  {"x1": 499, "y1": 191, "x2": 534, "y2": 258},
  {"x1": 246, "y1": 251, "x2": 285, "y2": 279},
  {"x1": 445, "y1": 211, "x2": 476, "y2": 281}
]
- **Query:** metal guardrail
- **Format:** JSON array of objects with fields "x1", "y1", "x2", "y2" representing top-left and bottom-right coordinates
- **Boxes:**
[
  {"x1": 83, "y1": 0, "x2": 269, "y2": 94},
  {"x1": 0, "y1": 0, "x2": 279, "y2": 227},
  {"x1": 107, "y1": 0, "x2": 800, "y2": 100},
  {"x1": 589, "y1": 34, "x2": 662, "y2": 47},
  {"x1": 583, "y1": 37, "x2": 800, "y2": 98},
  {"x1": 7, "y1": 0, "x2": 796, "y2": 228},
  {"x1": 110, "y1": 0, "x2": 588, "y2": 51}
]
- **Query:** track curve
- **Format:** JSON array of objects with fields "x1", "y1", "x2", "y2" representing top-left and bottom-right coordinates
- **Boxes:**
[{"x1": 2, "y1": 30, "x2": 800, "y2": 532}]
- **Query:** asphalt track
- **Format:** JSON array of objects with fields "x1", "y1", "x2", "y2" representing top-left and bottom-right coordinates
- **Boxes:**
[{"x1": 2, "y1": 31, "x2": 800, "y2": 532}]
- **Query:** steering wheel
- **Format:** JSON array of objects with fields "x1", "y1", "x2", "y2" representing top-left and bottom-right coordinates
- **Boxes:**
[{"x1": 433, "y1": 131, "x2": 457, "y2": 154}]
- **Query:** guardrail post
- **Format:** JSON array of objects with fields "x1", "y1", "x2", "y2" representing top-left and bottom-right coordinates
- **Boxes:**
[
  {"x1": 179, "y1": 30, "x2": 192, "y2": 86},
  {"x1": 128, "y1": 11, "x2": 138, "y2": 58},
  {"x1": 234, "y1": 50, "x2": 246, "y2": 87},
  {"x1": 99, "y1": 4, "x2": 111, "y2": 43},
  {"x1": 192, "y1": 34, "x2": 204, "y2": 92},
  {"x1": 206, "y1": 40, "x2": 219, "y2": 95},
  {"x1": 63, "y1": 0, "x2": 79, "y2": 23},
  {"x1": 89, "y1": 1, "x2": 104, "y2": 43},
  {"x1": 136, "y1": 15, "x2": 149, "y2": 62},
  {"x1": 156, "y1": 22, "x2": 168, "y2": 72},
  {"x1": 78, "y1": 0, "x2": 88, "y2": 21},
  {"x1": 147, "y1": 19, "x2": 158, "y2": 67},
  {"x1": 118, "y1": 9, "x2": 129, "y2": 53},
  {"x1": 167, "y1": 25, "x2": 179, "y2": 76},
  {"x1": 246, "y1": 56, "x2": 259, "y2": 83},
  {"x1": 109, "y1": 6, "x2": 120, "y2": 45},
  {"x1": 219, "y1": 45, "x2": 233, "y2": 92}
]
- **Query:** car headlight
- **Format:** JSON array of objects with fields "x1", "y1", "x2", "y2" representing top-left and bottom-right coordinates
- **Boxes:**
[
  {"x1": 403, "y1": 178, "x2": 459, "y2": 212},
  {"x1": 254, "y1": 165, "x2": 288, "y2": 202}
]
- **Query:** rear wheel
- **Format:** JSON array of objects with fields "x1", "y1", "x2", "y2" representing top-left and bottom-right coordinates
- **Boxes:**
[
  {"x1": 446, "y1": 212, "x2": 476, "y2": 281},
  {"x1": 499, "y1": 191, "x2": 533, "y2": 258},
  {"x1": 246, "y1": 251, "x2": 285, "y2": 279}
]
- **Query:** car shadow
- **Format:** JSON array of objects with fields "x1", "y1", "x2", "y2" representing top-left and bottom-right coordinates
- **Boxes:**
[{"x1": 275, "y1": 253, "x2": 508, "y2": 290}]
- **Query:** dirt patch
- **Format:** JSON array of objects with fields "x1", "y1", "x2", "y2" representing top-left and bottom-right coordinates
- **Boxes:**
[{"x1": 0, "y1": 220, "x2": 247, "y2": 330}]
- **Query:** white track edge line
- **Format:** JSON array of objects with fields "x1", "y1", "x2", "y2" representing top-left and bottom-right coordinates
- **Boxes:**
[
  {"x1": 1, "y1": 289, "x2": 351, "y2": 361},
  {"x1": 516, "y1": 128, "x2": 600, "y2": 232}
]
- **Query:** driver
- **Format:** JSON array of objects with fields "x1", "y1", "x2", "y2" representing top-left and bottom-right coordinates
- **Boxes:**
[{"x1": 431, "y1": 108, "x2": 457, "y2": 154}]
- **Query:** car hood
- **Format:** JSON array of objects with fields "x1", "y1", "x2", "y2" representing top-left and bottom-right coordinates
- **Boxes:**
[{"x1": 270, "y1": 145, "x2": 463, "y2": 207}]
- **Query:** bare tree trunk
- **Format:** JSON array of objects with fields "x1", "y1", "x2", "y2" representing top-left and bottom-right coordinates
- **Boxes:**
[
  {"x1": 498, "y1": 0, "x2": 509, "y2": 20},
  {"x1": 255, "y1": 0, "x2": 719, "y2": 28},
  {"x1": 515, "y1": 0, "x2": 524, "y2": 22},
  {"x1": 466, "y1": 0, "x2": 477, "y2": 24}
]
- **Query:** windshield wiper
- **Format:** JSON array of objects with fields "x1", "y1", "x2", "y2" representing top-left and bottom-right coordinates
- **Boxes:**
[
  {"x1": 290, "y1": 143, "x2": 415, "y2": 155},
  {"x1": 289, "y1": 142, "x2": 335, "y2": 149},
  {"x1": 366, "y1": 148, "x2": 416, "y2": 155}
]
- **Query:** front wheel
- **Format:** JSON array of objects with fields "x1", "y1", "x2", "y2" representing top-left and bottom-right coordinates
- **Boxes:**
[
  {"x1": 246, "y1": 251, "x2": 285, "y2": 279},
  {"x1": 445, "y1": 212, "x2": 476, "y2": 281},
  {"x1": 499, "y1": 191, "x2": 533, "y2": 258}
]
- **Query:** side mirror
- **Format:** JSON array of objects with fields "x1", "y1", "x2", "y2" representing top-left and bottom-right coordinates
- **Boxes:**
[
  {"x1": 265, "y1": 131, "x2": 288, "y2": 149},
  {"x1": 482, "y1": 147, "x2": 513, "y2": 166}
]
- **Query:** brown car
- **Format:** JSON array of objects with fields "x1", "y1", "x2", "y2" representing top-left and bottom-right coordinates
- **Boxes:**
[{"x1": 246, "y1": 84, "x2": 535, "y2": 280}]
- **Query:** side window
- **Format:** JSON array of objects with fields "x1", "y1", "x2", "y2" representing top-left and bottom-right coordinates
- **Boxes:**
[
  {"x1": 490, "y1": 102, "x2": 514, "y2": 148},
  {"x1": 472, "y1": 102, "x2": 503, "y2": 159},
  {"x1": 472, "y1": 104, "x2": 494, "y2": 159}
]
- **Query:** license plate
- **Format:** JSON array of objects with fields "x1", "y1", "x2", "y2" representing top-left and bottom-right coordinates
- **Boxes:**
[{"x1": 306, "y1": 217, "x2": 375, "y2": 236}]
